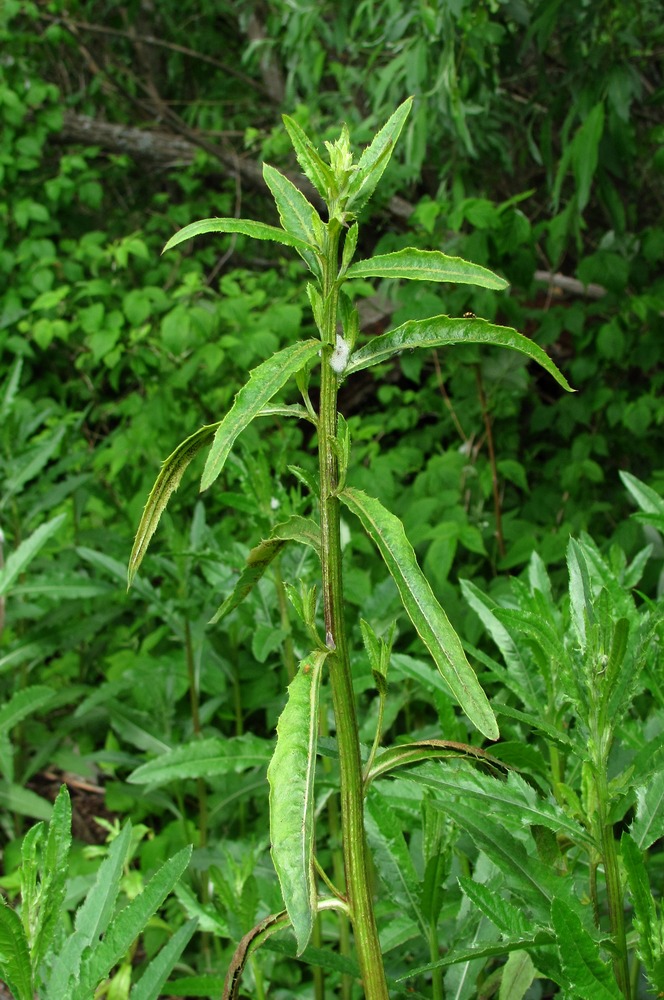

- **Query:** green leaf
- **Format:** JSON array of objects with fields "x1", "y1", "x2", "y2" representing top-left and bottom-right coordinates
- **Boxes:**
[
  {"x1": 346, "y1": 97, "x2": 413, "y2": 214},
  {"x1": 0, "y1": 781, "x2": 53, "y2": 820},
  {"x1": 130, "y1": 919, "x2": 198, "y2": 1000},
  {"x1": 498, "y1": 950, "x2": 539, "y2": 1000},
  {"x1": 458, "y1": 876, "x2": 530, "y2": 937},
  {"x1": 0, "y1": 514, "x2": 66, "y2": 597},
  {"x1": 210, "y1": 515, "x2": 320, "y2": 624},
  {"x1": 567, "y1": 538, "x2": 595, "y2": 648},
  {"x1": 349, "y1": 314, "x2": 572, "y2": 392},
  {"x1": 621, "y1": 832, "x2": 659, "y2": 978},
  {"x1": 262, "y1": 164, "x2": 321, "y2": 276},
  {"x1": 631, "y1": 770, "x2": 664, "y2": 849},
  {"x1": 345, "y1": 248, "x2": 508, "y2": 290},
  {"x1": 282, "y1": 115, "x2": 335, "y2": 200},
  {"x1": 0, "y1": 685, "x2": 53, "y2": 734},
  {"x1": 128, "y1": 735, "x2": 272, "y2": 786},
  {"x1": 551, "y1": 898, "x2": 622, "y2": 1000},
  {"x1": 402, "y1": 932, "x2": 552, "y2": 978},
  {"x1": 267, "y1": 652, "x2": 326, "y2": 955},
  {"x1": 128, "y1": 423, "x2": 220, "y2": 586},
  {"x1": 75, "y1": 846, "x2": 192, "y2": 999},
  {"x1": 0, "y1": 899, "x2": 33, "y2": 1000},
  {"x1": 365, "y1": 788, "x2": 426, "y2": 935},
  {"x1": 30, "y1": 785, "x2": 72, "y2": 970},
  {"x1": 46, "y1": 824, "x2": 133, "y2": 998},
  {"x1": 162, "y1": 217, "x2": 315, "y2": 255},
  {"x1": 340, "y1": 488, "x2": 498, "y2": 740},
  {"x1": 201, "y1": 340, "x2": 321, "y2": 492},
  {"x1": 620, "y1": 471, "x2": 664, "y2": 516}
]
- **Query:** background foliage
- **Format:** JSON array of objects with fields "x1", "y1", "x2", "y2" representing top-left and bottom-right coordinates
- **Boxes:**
[{"x1": 0, "y1": 0, "x2": 662, "y2": 997}]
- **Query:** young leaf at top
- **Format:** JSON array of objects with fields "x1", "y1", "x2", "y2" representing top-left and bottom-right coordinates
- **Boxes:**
[
  {"x1": 282, "y1": 114, "x2": 335, "y2": 200},
  {"x1": 267, "y1": 652, "x2": 327, "y2": 955},
  {"x1": 345, "y1": 248, "x2": 508, "y2": 290},
  {"x1": 346, "y1": 314, "x2": 573, "y2": 392},
  {"x1": 340, "y1": 487, "x2": 499, "y2": 740},
  {"x1": 345, "y1": 97, "x2": 413, "y2": 215},
  {"x1": 162, "y1": 217, "x2": 316, "y2": 255},
  {"x1": 128, "y1": 423, "x2": 220, "y2": 586},
  {"x1": 201, "y1": 339, "x2": 320, "y2": 492}
]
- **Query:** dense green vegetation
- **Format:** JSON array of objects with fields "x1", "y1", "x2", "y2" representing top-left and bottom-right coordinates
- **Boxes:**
[{"x1": 0, "y1": 1, "x2": 662, "y2": 998}]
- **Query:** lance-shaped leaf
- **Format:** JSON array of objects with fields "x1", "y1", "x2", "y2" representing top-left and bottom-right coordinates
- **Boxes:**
[
  {"x1": 128, "y1": 735, "x2": 272, "y2": 786},
  {"x1": 201, "y1": 340, "x2": 320, "y2": 492},
  {"x1": 367, "y1": 740, "x2": 504, "y2": 784},
  {"x1": 210, "y1": 515, "x2": 320, "y2": 624},
  {"x1": 75, "y1": 847, "x2": 192, "y2": 999},
  {"x1": 347, "y1": 314, "x2": 573, "y2": 392},
  {"x1": 340, "y1": 487, "x2": 499, "y2": 740},
  {"x1": 0, "y1": 513, "x2": 66, "y2": 597},
  {"x1": 345, "y1": 97, "x2": 413, "y2": 214},
  {"x1": 263, "y1": 163, "x2": 322, "y2": 277},
  {"x1": 0, "y1": 900, "x2": 33, "y2": 1000},
  {"x1": 621, "y1": 832, "x2": 660, "y2": 982},
  {"x1": 268, "y1": 652, "x2": 327, "y2": 955},
  {"x1": 163, "y1": 217, "x2": 316, "y2": 255},
  {"x1": 128, "y1": 423, "x2": 220, "y2": 586},
  {"x1": 282, "y1": 114, "x2": 335, "y2": 201},
  {"x1": 346, "y1": 248, "x2": 507, "y2": 290},
  {"x1": 551, "y1": 899, "x2": 622, "y2": 1000}
]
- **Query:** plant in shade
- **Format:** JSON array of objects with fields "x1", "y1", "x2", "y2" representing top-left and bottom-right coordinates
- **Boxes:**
[{"x1": 128, "y1": 98, "x2": 572, "y2": 997}]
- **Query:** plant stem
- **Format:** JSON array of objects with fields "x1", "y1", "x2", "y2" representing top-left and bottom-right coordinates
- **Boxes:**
[
  {"x1": 318, "y1": 223, "x2": 388, "y2": 999},
  {"x1": 596, "y1": 769, "x2": 631, "y2": 998}
]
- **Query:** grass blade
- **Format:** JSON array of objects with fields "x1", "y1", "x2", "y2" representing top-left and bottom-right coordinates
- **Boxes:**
[
  {"x1": 201, "y1": 340, "x2": 320, "y2": 491},
  {"x1": 267, "y1": 652, "x2": 326, "y2": 955},
  {"x1": 340, "y1": 487, "x2": 498, "y2": 740}
]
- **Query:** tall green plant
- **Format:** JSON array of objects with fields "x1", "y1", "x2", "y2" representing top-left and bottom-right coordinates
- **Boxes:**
[{"x1": 128, "y1": 98, "x2": 571, "y2": 996}]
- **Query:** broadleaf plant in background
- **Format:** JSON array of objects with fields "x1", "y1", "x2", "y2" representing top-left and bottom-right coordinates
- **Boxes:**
[{"x1": 128, "y1": 98, "x2": 572, "y2": 997}]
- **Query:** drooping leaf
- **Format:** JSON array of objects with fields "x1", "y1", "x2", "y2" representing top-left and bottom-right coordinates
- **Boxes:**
[
  {"x1": 128, "y1": 735, "x2": 272, "y2": 787},
  {"x1": 0, "y1": 899, "x2": 33, "y2": 1000},
  {"x1": 267, "y1": 652, "x2": 326, "y2": 955},
  {"x1": 367, "y1": 740, "x2": 503, "y2": 784},
  {"x1": 130, "y1": 919, "x2": 198, "y2": 1000},
  {"x1": 346, "y1": 248, "x2": 507, "y2": 290},
  {"x1": 346, "y1": 314, "x2": 573, "y2": 392},
  {"x1": 163, "y1": 217, "x2": 315, "y2": 255},
  {"x1": 128, "y1": 423, "x2": 220, "y2": 586},
  {"x1": 74, "y1": 846, "x2": 192, "y2": 999},
  {"x1": 209, "y1": 515, "x2": 320, "y2": 624},
  {"x1": 345, "y1": 97, "x2": 413, "y2": 214},
  {"x1": 340, "y1": 488, "x2": 498, "y2": 740},
  {"x1": 0, "y1": 513, "x2": 66, "y2": 597},
  {"x1": 551, "y1": 898, "x2": 622, "y2": 1000},
  {"x1": 201, "y1": 340, "x2": 321, "y2": 492}
]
